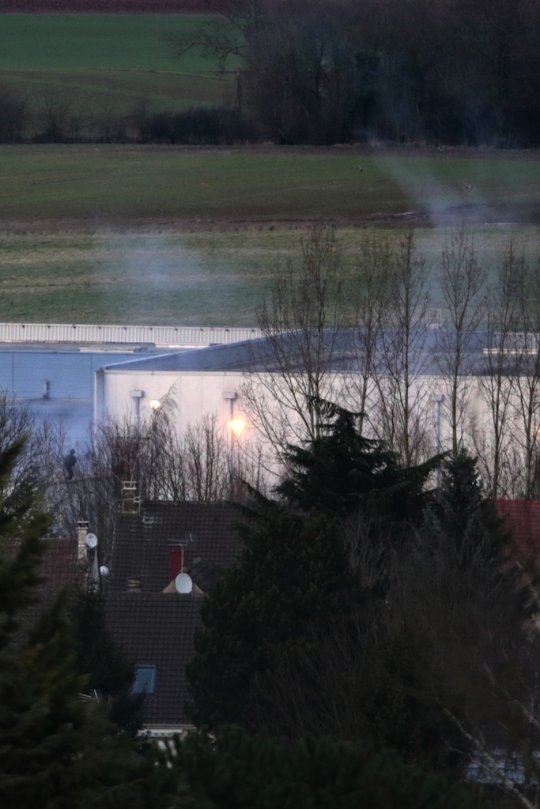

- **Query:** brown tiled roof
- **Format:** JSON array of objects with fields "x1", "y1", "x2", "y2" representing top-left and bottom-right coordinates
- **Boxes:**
[
  {"x1": 108, "y1": 501, "x2": 242, "y2": 595},
  {"x1": 106, "y1": 593, "x2": 203, "y2": 727},
  {"x1": 40, "y1": 539, "x2": 80, "y2": 590},
  {"x1": 105, "y1": 501, "x2": 243, "y2": 729},
  {"x1": 495, "y1": 499, "x2": 540, "y2": 566}
]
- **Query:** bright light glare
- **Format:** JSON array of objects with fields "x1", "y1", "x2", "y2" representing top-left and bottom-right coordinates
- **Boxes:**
[
  {"x1": 149, "y1": 400, "x2": 161, "y2": 410},
  {"x1": 230, "y1": 418, "x2": 246, "y2": 435}
]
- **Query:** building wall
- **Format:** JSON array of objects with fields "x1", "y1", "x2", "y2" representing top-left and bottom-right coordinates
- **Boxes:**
[
  {"x1": 96, "y1": 369, "x2": 248, "y2": 437},
  {"x1": 96, "y1": 366, "x2": 487, "y2": 456},
  {"x1": 96, "y1": 363, "x2": 539, "y2": 499}
]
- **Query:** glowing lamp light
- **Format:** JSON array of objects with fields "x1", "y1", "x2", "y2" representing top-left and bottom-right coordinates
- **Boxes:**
[
  {"x1": 230, "y1": 417, "x2": 246, "y2": 436},
  {"x1": 149, "y1": 399, "x2": 161, "y2": 410}
]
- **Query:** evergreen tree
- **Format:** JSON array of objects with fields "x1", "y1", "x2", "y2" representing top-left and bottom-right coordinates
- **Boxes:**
[
  {"x1": 421, "y1": 448, "x2": 505, "y2": 572},
  {"x1": 188, "y1": 399, "x2": 442, "y2": 730},
  {"x1": 0, "y1": 442, "x2": 149, "y2": 809},
  {"x1": 187, "y1": 505, "x2": 367, "y2": 728},
  {"x1": 277, "y1": 397, "x2": 441, "y2": 525},
  {"x1": 158, "y1": 725, "x2": 476, "y2": 809},
  {"x1": 71, "y1": 589, "x2": 145, "y2": 738},
  {"x1": 399, "y1": 450, "x2": 533, "y2": 779}
]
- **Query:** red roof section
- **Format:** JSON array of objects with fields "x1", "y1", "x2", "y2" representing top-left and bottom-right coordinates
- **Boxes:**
[{"x1": 495, "y1": 499, "x2": 540, "y2": 566}]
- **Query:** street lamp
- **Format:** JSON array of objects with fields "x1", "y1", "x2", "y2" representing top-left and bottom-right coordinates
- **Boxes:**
[{"x1": 230, "y1": 417, "x2": 246, "y2": 436}]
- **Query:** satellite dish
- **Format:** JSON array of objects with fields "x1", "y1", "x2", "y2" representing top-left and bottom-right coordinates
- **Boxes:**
[
  {"x1": 85, "y1": 532, "x2": 98, "y2": 549},
  {"x1": 99, "y1": 565, "x2": 110, "y2": 577},
  {"x1": 174, "y1": 572, "x2": 193, "y2": 594}
]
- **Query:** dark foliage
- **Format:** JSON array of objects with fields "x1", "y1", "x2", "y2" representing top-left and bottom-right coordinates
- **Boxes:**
[
  {"x1": 136, "y1": 106, "x2": 257, "y2": 145},
  {"x1": 421, "y1": 449, "x2": 508, "y2": 570},
  {"x1": 0, "y1": 442, "x2": 150, "y2": 809},
  {"x1": 402, "y1": 451, "x2": 537, "y2": 781},
  {"x1": 0, "y1": 86, "x2": 25, "y2": 143},
  {"x1": 71, "y1": 589, "x2": 145, "y2": 738},
  {"x1": 158, "y1": 725, "x2": 477, "y2": 809},
  {"x1": 187, "y1": 504, "x2": 367, "y2": 728},
  {"x1": 179, "y1": 0, "x2": 540, "y2": 146},
  {"x1": 277, "y1": 398, "x2": 441, "y2": 525}
]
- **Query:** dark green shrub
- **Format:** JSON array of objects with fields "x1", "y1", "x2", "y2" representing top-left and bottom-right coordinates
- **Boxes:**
[{"x1": 159, "y1": 726, "x2": 477, "y2": 809}]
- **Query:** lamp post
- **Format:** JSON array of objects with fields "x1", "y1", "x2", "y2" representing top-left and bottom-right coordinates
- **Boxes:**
[{"x1": 130, "y1": 389, "x2": 144, "y2": 429}]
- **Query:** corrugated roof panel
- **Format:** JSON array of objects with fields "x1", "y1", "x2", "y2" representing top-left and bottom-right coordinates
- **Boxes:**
[{"x1": 0, "y1": 323, "x2": 262, "y2": 346}]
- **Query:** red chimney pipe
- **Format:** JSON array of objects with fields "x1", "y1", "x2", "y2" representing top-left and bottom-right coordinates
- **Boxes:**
[{"x1": 170, "y1": 547, "x2": 184, "y2": 581}]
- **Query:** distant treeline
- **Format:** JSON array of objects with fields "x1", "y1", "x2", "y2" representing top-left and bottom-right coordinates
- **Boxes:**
[
  {"x1": 3, "y1": 0, "x2": 540, "y2": 147},
  {"x1": 235, "y1": 0, "x2": 540, "y2": 147},
  {"x1": 173, "y1": 0, "x2": 540, "y2": 148},
  {"x1": 0, "y1": 86, "x2": 253, "y2": 144}
]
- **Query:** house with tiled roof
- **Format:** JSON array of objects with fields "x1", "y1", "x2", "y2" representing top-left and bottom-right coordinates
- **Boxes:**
[{"x1": 104, "y1": 500, "x2": 243, "y2": 737}]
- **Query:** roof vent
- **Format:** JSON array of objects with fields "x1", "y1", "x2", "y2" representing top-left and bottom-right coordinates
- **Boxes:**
[
  {"x1": 121, "y1": 481, "x2": 140, "y2": 515},
  {"x1": 127, "y1": 576, "x2": 141, "y2": 592},
  {"x1": 77, "y1": 520, "x2": 90, "y2": 561}
]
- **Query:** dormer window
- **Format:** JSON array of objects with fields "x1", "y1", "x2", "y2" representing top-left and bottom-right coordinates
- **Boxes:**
[{"x1": 132, "y1": 665, "x2": 156, "y2": 695}]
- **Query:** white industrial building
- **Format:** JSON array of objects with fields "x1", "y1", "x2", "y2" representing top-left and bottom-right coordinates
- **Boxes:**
[
  {"x1": 93, "y1": 331, "x2": 487, "y2": 457},
  {"x1": 0, "y1": 322, "x2": 535, "y2": 497},
  {"x1": 92, "y1": 328, "x2": 540, "y2": 499}
]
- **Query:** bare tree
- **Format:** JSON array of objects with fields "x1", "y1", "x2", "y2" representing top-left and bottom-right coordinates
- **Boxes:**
[
  {"x1": 50, "y1": 400, "x2": 266, "y2": 562},
  {"x1": 505, "y1": 251, "x2": 540, "y2": 499},
  {"x1": 347, "y1": 230, "x2": 393, "y2": 436},
  {"x1": 436, "y1": 227, "x2": 486, "y2": 456},
  {"x1": 473, "y1": 243, "x2": 521, "y2": 498},
  {"x1": 242, "y1": 225, "x2": 349, "y2": 456},
  {"x1": 39, "y1": 91, "x2": 73, "y2": 142},
  {"x1": 167, "y1": 0, "x2": 264, "y2": 73},
  {"x1": 0, "y1": 392, "x2": 62, "y2": 515},
  {"x1": 373, "y1": 231, "x2": 433, "y2": 466}
]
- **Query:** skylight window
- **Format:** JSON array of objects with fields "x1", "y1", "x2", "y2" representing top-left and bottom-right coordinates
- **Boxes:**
[{"x1": 132, "y1": 665, "x2": 156, "y2": 694}]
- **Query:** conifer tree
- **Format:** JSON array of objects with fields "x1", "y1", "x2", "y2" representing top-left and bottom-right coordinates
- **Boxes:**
[
  {"x1": 277, "y1": 397, "x2": 441, "y2": 524},
  {"x1": 187, "y1": 505, "x2": 366, "y2": 728},
  {"x1": 0, "y1": 442, "x2": 149, "y2": 809},
  {"x1": 71, "y1": 589, "x2": 145, "y2": 738},
  {"x1": 420, "y1": 448, "x2": 505, "y2": 572},
  {"x1": 400, "y1": 450, "x2": 535, "y2": 786}
]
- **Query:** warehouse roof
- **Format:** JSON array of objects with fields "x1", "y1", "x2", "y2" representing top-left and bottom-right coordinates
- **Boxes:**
[{"x1": 100, "y1": 328, "x2": 492, "y2": 377}]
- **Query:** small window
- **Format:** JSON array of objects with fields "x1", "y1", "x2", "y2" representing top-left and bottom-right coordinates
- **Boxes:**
[{"x1": 132, "y1": 665, "x2": 156, "y2": 694}]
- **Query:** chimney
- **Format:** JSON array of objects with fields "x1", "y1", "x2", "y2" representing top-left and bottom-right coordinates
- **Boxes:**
[
  {"x1": 170, "y1": 547, "x2": 184, "y2": 581},
  {"x1": 121, "y1": 481, "x2": 140, "y2": 515},
  {"x1": 77, "y1": 520, "x2": 90, "y2": 562}
]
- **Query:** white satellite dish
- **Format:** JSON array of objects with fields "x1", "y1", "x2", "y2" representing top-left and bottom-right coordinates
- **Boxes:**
[
  {"x1": 99, "y1": 565, "x2": 110, "y2": 577},
  {"x1": 174, "y1": 572, "x2": 193, "y2": 594},
  {"x1": 85, "y1": 532, "x2": 98, "y2": 549}
]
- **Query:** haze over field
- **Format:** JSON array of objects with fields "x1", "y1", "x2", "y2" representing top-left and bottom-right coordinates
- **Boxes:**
[{"x1": 0, "y1": 4, "x2": 537, "y2": 326}]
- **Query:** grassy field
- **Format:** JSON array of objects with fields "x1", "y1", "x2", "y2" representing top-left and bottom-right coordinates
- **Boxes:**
[
  {"x1": 1, "y1": 144, "x2": 539, "y2": 224},
  {"x1": 0, "y1": 14, "x2": 232, "y2": 135},
  {"x1": 0, "y1": 224, "x2": 537, "y2": 326},
  {"x1": 0, "y1": 143, "x2": 538, "y2": 325},
  {"x1": 0, "y1": 12, "x2": 537, "y2": 326}
]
